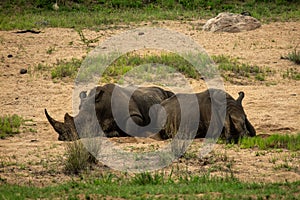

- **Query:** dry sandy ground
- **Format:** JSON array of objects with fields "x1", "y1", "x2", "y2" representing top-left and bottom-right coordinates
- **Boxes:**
[{"x1": 0, "y1": 20, "x2": 299, "y2": 186}]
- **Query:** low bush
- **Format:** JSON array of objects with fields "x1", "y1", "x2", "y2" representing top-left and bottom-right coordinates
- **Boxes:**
[
  {"x1": 286, "y1": 48, "x2": 300, "y2": 65},
  {"x1": 0, "y1": 115, "x2": 23, "y2": 139},
  {"x1": 64, "y1": 140, "x2": 97, "y2": 174},
  {"x1": 51, "y1": 58, "x2": 82, "y2": 79}
]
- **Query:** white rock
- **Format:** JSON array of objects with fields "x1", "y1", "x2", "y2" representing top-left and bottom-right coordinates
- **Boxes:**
[{"x1": 203, "y1": 12, "x2": 261, "y2": 33}]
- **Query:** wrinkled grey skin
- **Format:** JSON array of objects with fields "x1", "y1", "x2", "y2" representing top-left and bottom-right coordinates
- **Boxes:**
[
  {"x1": 45, "y1": 83, "x2": 174, "y2": 141},
  {"x1": 154, "y1": 89, "x2": 256, "y2": 143}
]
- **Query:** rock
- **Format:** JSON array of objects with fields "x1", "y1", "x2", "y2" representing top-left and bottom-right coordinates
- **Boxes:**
[
  {"x1": 7, "y1": 54, "x2": 13, "y2": 58},
  {"x1": 53, "y1": 3, "x2": 59, "y2": 11},
  {"x1": 20, "y1": 69, "x2": 27, "y2": 74},
  {"x1": 203, "y1": 12, "x2": 261, "y2": 33}
]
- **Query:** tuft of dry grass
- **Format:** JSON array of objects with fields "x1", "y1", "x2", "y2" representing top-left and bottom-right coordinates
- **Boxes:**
[{"x1": 64, "y1": 140, "x2": 97, "y2": 174}]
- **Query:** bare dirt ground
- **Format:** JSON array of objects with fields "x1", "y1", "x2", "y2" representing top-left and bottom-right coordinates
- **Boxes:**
[{"x1": 0, "y1": 20, "x2": 299, "y2": 186}]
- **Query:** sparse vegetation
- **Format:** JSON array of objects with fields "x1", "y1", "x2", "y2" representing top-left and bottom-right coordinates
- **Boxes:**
[
  {"x1": 239, "y1": 133, "x2": 300, "y2": 151},
  {"x1": 130, "y1": 171, "x2": 165, "y2": 185},
  {"x1": 76, "y1": 52, "x2": 203, "y2": 83},
  {"x1": 107, "y1": 52, "x2": 200, "y2": 79},
  {"x1": 212, "y1": 54, "x2": 272, "y2": 83},
  {"x1": 77, "y1": 29, "x2": 101, "y2": 47},
  {"x1": 46, "y1": 46, "x2": 56, "y2": 54},
  {"x1": 0, "y1": 171, "x2": 299, "y2": 199},
  {"x1": 30, "y1": 58, "x2": 82, "y2": 80},
  {"x1": 80, "y1": 53, "x2": 275, "y2": 84},
  {"x1": 283, "y1": 68, "x2": 300, "y2": 80},
  {"x1": 51, "y1": 58, "x2": 82, "y2": 79},
  {"x1": 64, "y1": 140, "x2": 97, "y2": 174},
  {"x1": 0, "y1": 0, "x2": 299, "y2": 30},
  {"x1": 0, "y1": 115, "x2": 23, "y2": 139},
  {"x1": 286, "y1": 48, "x2": 300, "y2": 65}
]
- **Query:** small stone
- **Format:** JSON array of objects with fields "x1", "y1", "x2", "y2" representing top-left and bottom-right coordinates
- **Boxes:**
[
  {"x1": 138, "y1": 32, "x2": 144, "y2": 35},
  {"x1": 20, "y1": 69, "x2": 27, "y2": 74},
  {"x1": 7, "y1": 54, "x2": 13, "y2": 58}
]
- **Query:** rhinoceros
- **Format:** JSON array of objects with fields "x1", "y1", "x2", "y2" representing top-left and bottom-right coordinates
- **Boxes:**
[
  {"x1": 154, "y1": 89, "x2": 256, "y2": 143},
  {"x1": 45, "y1": 83, "x2": 174, "y2": 141}
]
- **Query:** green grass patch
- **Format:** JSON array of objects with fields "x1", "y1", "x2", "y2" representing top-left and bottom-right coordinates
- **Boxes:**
[
  {"x1": 77, "y1": 52, "x2": 205, "y2": 84},
  {"x1": 239, "y1": 133, "x2": 300, "y2": 151},
  {"x1": 105, "y1": 52, "x2": 200, "y2": 79},
  {"x1": 0, "y1": 173, "x2": 299, "y2": 199},
  {"x1": 212, "y1": 54, "x2": 273, "y2": 83},
  {"x1": 77, "y1": 53, "x2": 274, "y2": 84},
  {"x1": 51, "y1": 58, "x2": 82, "y2": 80},
  {"x1": 283, "y1": 68, "x2": 300, "y2": 80},
  {"x1": 0, "y1": 115, "x2": 23, "y2": 139},
  {"x1": 30, "y1": 58, "x2": 82, "y2": 80},
  {"x1": 0, "y1": 1, "x2": 299, "y2": 30}
]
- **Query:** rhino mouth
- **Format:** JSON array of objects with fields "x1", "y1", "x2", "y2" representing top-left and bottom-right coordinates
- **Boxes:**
[{"x1": 45, "y1": 109, "x2": 78, "y2": 141}]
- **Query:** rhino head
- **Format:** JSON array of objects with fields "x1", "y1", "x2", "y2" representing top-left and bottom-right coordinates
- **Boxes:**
[
  {"x1": 45, "y1": 86, "x2": 110, "y2": 141},
  {"x1": 224, "y1": 91, "x2": 256, "y2": 143},
  {"x1": 45, "y1": 109, "x2": 78, "y2": 141}
]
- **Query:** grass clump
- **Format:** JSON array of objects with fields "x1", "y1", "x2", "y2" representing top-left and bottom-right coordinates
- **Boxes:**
[
  {"x1": 286, "y1": 48, "x2": 300, "y2": 65},
  {"x1": 239, "y1": 133, "x2": 300, "y2": 151},
  {"x1": 64, "y1": 140, "x2": 97, "y2": 174},
  {"x1": 212, "y1": 54, "x2": 272, "y2": 83},
  {"x1": 51, "y1": 58, "x2": 82, "y2": 80},
  {"x1": 283, "y1": 68, "x2": 300, "y2": 80},
  {"x1": 0, "y1": 115, "x2": 23, "y2": 139},
  {"x1": 130, "y1": 172, "x2": 165, "y2": 185},
  {"x1": 97, "y1": 52, "x2": 201, "y2": 83}
]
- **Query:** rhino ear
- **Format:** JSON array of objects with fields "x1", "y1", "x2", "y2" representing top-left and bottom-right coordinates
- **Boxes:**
[
  {"x1": 64, "y1": 113, "x2": 73, "y2": 122},
  {"x1": 95, "y1": 90, "x2": 104, "y2": 102},
  {"x1": 236, "y1": 91, "x2": 245, "y2": 105},
  {"x1": 63, "y1": 113, "x2": 78, "y2": 140}
]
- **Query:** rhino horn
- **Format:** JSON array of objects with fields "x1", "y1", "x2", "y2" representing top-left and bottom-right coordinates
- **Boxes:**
[
  {"x1": 236, "y1": 91, "x2": 245, "y2": 105},
  {"x1": 45, "y1": 109, "x2": 66, "y2": 134},
  {"x1": 45, "y1": 109, "x2": 77, "y2": 141}
]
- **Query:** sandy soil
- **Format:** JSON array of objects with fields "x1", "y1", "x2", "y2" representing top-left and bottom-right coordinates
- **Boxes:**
[{"x1": 0, "y1": 20, "x2": 299, "y2": 186}]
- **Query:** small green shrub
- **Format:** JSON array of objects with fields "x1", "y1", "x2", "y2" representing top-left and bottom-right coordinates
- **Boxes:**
[
  {"x1": 64, "y1": 140, "x2": 97, "y2": 174},
  {"x1": 255, "y1": 73, "x2": 265, "y2": 81},
  {"x1": 0, "y1": 115, "x2": 23, "y2": 139},
  {"x1": 287, "y1": 49, "x2": 300, "y2": 65},
  {"x1": 283, "y1": 68, "x2": 300, "y2": 80},
  {"x1": 46, "y1": 46, "x2": 56, "y2": 54},
  {"x1": 77, "y1": 30, "x2": 101, "y2": 47},
  {"x1": 51, "y1": 58, "x2": 82, "y2": 79},
  {"x1": 131, "y1": 172, "x2": 164, "y2": 185}
]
